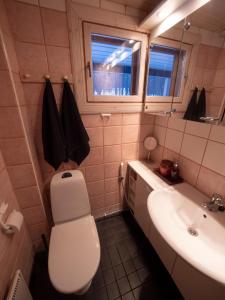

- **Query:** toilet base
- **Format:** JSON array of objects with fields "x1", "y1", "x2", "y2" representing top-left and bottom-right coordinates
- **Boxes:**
[{"x1": 75, "y1": 280, "x2": 92, "y2": 295}]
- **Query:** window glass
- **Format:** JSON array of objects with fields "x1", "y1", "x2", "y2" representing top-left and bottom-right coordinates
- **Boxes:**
[
  {"x1": 91, "y1": 33, "x2": 141, "y2": 96},
  {"x1": 147, "y1": 44, "x2": 186, "y2": 97}
]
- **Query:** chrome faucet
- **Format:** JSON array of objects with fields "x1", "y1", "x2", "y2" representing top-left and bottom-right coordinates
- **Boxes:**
[{"x1": 201, "y1": 193, "x2": 225, "y2": 212}]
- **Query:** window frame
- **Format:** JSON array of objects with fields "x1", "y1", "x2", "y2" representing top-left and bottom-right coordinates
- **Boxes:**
[
  {"x1": 145, "y1": 37, "x2": 192, "y2": 104},
  {"x1": 83, "y1": 22, "x2": 147, "y2": 103}
]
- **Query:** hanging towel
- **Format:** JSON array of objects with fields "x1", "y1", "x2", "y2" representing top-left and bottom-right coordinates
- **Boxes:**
[
  {"x1": 196, "y1": 88, "x2": 206, "y2": 122},
  {"x1": 183, "y1": 87, "x2": 198, "y2": 121},
  {"x1": 42, "y1": 79, "x2": 66, "y2": 170},
  {"x1": 61, "y1": 80, "x2": 90, "y2": 165}
]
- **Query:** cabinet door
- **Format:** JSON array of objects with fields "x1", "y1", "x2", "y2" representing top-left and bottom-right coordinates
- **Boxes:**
[{"x1": 134, "y1": 175, "x2": 152, "y2": 237}]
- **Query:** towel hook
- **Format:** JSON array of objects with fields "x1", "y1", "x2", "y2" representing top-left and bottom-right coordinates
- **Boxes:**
[
  {"x1": 44, "y1": 74, "x2": 50, "y2": 80},
  {"x1": 63, "y1": 75, "x2": 68, "y2": 82}
]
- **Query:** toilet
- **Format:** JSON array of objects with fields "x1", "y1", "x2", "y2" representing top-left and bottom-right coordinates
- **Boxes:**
[{"x1": 48, "y1": 170, "x2": 100, "y2": 295}]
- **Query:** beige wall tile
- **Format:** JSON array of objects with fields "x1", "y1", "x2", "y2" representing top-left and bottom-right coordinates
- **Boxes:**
[
  {"x1": 197, "y1": 166, "x2": 225, "y2": 197},
  {"x1": 0, "y1": 107, "x2": 24, "y2": 138},
  {"x1": 82, "y1": 147, "x2": 104, "y2": 166},
  {"x1": 104, "y1": 126, "x2": 121, "y2": 145},
  {"x1": 6, "y1": 0, "x2": 44, "y2": 43},
  {"x1": 0, "y1": 138, "x2": 30, "y2": 165},
  {"x1": 104, "y1": 145, "x2": 121, "y2": 163},
  {"x1": 81, "y1": 114, "x2": 103, "y2": 127},
  {"x1": 16, "y1": 186, "x2": 41, "y2": 208},
  {"x1": 105, "y1": 177, "x2": 119, "y2": 193},
  {"x1": 16, "y1": 41, "x2": 48, "y2": 77},
  {"x1": 155, "y1": 115, "x2": 168, "y2": 127},
  {"x1": 122, "y1": 143, "x2": 138, "y2": 161},
  {"x1": 168, "y1": 118, "x2": 186, "y2": 132},
  {"x1": 71, "y1": 0, "x2": 100, "y2": 7},
  {"x1": 139, "y1": 125, "x2": 153, "y2": 142},
  {"x1": 122, "y1": 125, "x2": 139, "y2": 143},
  {"x1": 90, "y1": 194, "x2": 104, "y2": 209},
  {"x1": 153, "y1": 125, "x2": 166, "y2": 146},
  {"x1": 122, "y1": 113, "x2": 140, "y2": 125},
  {"x1": 39, "y1": 0, "x2": 66, "y2": 11},
  {"x1": 125, "y1": 6, "x2": 146, "y2": 18},
  {"x1": 178, "y1": 156, "x2": 200, "y2": 186},
  {"x1": 8, "y1": 164, "x2": 36, "y2": 188},
  {"x1": 103, "y1": 113, "x2": 122, "y2": 126},
  {"x1": 0, "y1": 70, "x2": 17, "y2": 106},
  {"x1": 202, "y1": 140, "x2": 225, "y2": 176},
  {"x1": 0, "y1": 41, "x2": 8, "y2": 71},
  {"x1": 185, "y1": 121, "x2": 211, "y2": 138},
  {"x1": 0, "y1": 150, "x2": 5, "y2": 171},
  {"x1": 46, "y1": 46, "x2": 71, "y2": 77},
  {"x1": 41, "y1": 8, "x2": 69, "y2": 47},
  {"x1": 140, "y1": 113, "x2": 154, "y2": 125},
  {"x1": 180, "y1": 134, "x2": 207, "y2": 164},
  {"x1": 22, "y1": 205, "x2": 46, "y2": 225},
  {"x1": 16, "y1": 0, "x2": 39, "y2": 5},
  {"x1": 86, "y1": 127, "x2": 103, "y2": 147},
  {"x1": 85, "y1": 164, "x2": 104, "y2": 182},
  {"x1": 164, "y1": 129, "x2": 183, "y2": 153},
  {"x1": 29, "y1": 221, "x2": 49, "y2": 241},
  {"x1": 101, "y1": 0, "x2": 125, "y2": 14},
  {"x1": 209, "y1": 125, "x2": 225, "y2": 144},
  {"x1": 86, "y1": 180, "x2": 104, "y2": 196},
  {"x1": 163, "y1": 147, "x2": 179, "y2": 162},
  {"x1": 105, "y1": 191, "x2": 120, "y2": 206},
  {"x1": 104, "y1": 162, "x2": 120, "y2": 178},
  {"x1": 151, "y1": 145, "x2": 163, "y2": 163}
]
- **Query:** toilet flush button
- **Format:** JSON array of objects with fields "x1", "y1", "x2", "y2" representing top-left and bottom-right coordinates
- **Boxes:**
[{"x1": 61, "y1": 172, "x2": 72, "y2": 179}]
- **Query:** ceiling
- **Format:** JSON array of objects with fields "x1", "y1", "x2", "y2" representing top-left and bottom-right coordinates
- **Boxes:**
[
  {"x1": 188, "y1": 0, "x2": 225, "y2": 32},
  {"x1": 110, "y1": 0, "x2": 162, "y2": 13}
]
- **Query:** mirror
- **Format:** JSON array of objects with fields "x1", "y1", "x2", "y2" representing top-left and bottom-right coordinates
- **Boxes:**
[{"x1": 145, "y1": 0, "x2": 225, "y2": 126}]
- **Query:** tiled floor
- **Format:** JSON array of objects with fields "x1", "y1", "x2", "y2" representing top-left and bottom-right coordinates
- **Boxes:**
[{"x1": 30, "y1": 211, "x2": 183, "y2": 300}]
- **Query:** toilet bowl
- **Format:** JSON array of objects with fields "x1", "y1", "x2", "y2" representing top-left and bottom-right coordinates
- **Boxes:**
[{"x1": 48, "y1": 170, "x2": 100, "y2": 295}]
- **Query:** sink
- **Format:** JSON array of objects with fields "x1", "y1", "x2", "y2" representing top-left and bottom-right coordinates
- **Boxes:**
[{"x1": 147, "y1": 183, "x2": 225, "y2": 286}]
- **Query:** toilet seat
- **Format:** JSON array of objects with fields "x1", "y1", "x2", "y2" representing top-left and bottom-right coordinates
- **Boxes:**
[{"x1": 48, "y1": 215, "x2": 100, "y2": 294}]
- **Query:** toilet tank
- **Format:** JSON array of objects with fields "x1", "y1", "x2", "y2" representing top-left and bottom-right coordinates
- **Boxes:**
[{"x1": 50, "y1": 170, "x2": 91, "y2": 224}]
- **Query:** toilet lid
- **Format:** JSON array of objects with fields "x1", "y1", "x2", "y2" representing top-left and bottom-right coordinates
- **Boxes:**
[{"x1": 48, "y1": 215, "x2": 100, "y2": 294}]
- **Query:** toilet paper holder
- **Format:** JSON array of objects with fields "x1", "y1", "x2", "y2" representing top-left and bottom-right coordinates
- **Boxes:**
[{"x1": 0, "y1": 202, "x2": 23, "y2": 235}]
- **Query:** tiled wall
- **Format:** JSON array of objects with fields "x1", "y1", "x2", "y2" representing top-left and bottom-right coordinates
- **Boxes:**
[
  {"x1": 3, "y1": 0, "x2": 155, "y2": 219},
  {"x1": 0, "y1": 149, "x2": 33, "y2": 299},
  {"x1": 152, "y1": 115, "x2": 225, "y2": 198},
  {"x1": 0, "y1": 0, "x2": 48, "y2": 250}
]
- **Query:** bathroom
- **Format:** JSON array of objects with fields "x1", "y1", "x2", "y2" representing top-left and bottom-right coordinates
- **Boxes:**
[{"x1": 1, "y1": 0, "x2": 225, "y2": 299}]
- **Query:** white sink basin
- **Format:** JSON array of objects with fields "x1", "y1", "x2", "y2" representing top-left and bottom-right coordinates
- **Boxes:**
[{"x1": 148, "y1": 183, "x2": 225, "y2": 286}]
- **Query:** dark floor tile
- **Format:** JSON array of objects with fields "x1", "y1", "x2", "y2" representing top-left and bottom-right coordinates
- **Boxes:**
[
  {"x1": 103, "y1": 268, "x2": 115, "y2": 285},
  {"x1": 100, "y1": 252, "x2": 112, "y2": 270},
  {"x1": 109, "y1": 248, "x2": 122, "y2": 266},
  {"x1": 106, "y1": 282, "x2": 120, "y2": 300},
  {"x1": 113, "y1": 264, "x2": 126, "y2": 280},
  {"x1": 117, "y1": 244, "x2": 131, "y2": 262},
  {"x1": 117, "y1": 276, "x2": 131, "y2": 296},
  {"x1": 93, "y1": 286, "x2": 108, "y2": 300},
  {"x1": 123, "y1": 260, "x2": 136, "y2": 275},
  {"x1": 92, "y1": 269, "x2": 105, "y2": 289},
  {"x1": 127, "y1": 272, "x2": 141, "y2": 290},
  {"x1": 122, "y1": 291, "x2": 135, "y2": 300},
  {"x1": 137, "y1": 267, "x2": 151, "y2": 284},
  {"x1": 132, "y1": 256, "x2": 145, "y2": 270}
]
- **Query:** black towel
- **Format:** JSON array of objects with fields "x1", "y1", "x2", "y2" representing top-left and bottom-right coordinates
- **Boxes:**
[
  {"x1": 42, "y1": 79, "x2": 66, "y2": 170},
  {"x1": 196, "y1": 88, "x2": 206, "y2": 122},
  {"x1": 183, "y1": 87, "x2": 198, "y2": 121},
  {"x1": 61, "y1": 81, "x2": 90, "y2": 165}
]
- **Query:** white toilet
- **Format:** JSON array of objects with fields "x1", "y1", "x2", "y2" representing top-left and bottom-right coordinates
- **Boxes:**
[{"x1": 48, "y1": 170, "x2": 100, "y2": 295}]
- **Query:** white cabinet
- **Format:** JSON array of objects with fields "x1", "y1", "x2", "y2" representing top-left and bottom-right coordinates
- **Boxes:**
[
  {"x1": 148, "y1": 220, "x2": 176, "y2": 274},
  {"x1": 134, "y1": 175, "x2": 153, "y2": 237}
]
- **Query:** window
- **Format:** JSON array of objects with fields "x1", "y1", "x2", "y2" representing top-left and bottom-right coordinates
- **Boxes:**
[
  {"x1": 145, "y1": 38, "x2": 191, "y2": 103},
  {"x1": 83, "y1": 23, "x2": 147, "y2": 103}
]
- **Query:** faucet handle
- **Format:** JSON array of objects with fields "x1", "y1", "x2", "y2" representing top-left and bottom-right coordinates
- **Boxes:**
[{"x1": 211, "y1": 193, "x2": 223, "y2": 203}]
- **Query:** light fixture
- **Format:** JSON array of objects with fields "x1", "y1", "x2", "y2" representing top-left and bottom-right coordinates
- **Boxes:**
[{"x1": 139, "y1": 0, "x2": 211, "y2": 39}]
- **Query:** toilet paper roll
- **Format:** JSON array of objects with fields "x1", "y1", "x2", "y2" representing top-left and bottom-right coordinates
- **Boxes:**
[{"x1": 6, "y1": 210, "x2": 23, "y2": 233}]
